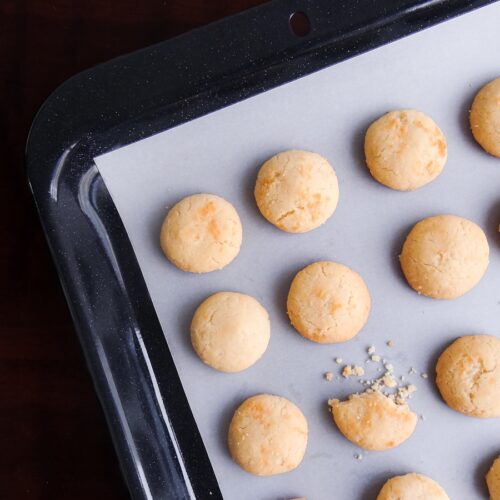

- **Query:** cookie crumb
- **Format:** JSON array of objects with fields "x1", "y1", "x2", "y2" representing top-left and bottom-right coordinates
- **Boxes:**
[
  {"x1": 382, "y1": 374, "x2": 397, "y2": 388},
  {"x1": 394, "y1": 384, "x2": 417, "y2": 405},
  {"x1": 387, "y1": 340, "x2": 394, "y2": 348},
  {"x1": 329, "y1": 349, "x2": 420, "y2": 414},
  {"x1": 325, "y1": 372, "x2": 333, "y2": 381},
  {"x1": 353, "y1": 453, "x2": 363, "y2": 461},
  {"x1": 421, "y1": 372, "x2": 428, "y2": 379},
  {"x1": 342, "y1": 365, "x2": 365, "y2": 378},
  {"x1": 354, "y1": 366, "x2": 364, "y2": 376},
  {"x1": 335, "y1": 357, "x2": 343, "y2": 364}
]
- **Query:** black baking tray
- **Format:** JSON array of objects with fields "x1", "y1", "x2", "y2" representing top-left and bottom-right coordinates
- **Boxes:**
[{"x1": 26, "y1": 1, "x2": 496, "y2": 498}]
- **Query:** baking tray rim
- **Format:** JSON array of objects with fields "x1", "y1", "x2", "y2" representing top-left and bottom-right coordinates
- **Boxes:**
[{"x1": 25, "y1": 1, "x2": 498, "y2": 498}]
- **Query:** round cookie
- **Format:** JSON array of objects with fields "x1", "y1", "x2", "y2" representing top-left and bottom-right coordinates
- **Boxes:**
[
  {"x1": 228, "y1": 394, "x2": 308, "y2": 476},
  {"x1": 254, "y1": 150, "x2": 339, "y2": 233},
  {"x1": 160, "y1": 193, "x2": 242, "y2": 273},
  {"x1": 436, "y1": 335, "x2": 500, "y2": 418},
  {"x1": 487, "y1": 456, "x2": 500, "y2": 500},
  {"x1": 470, "y1": 77, "x2": 500, "y2": 157},
  {"x1": 400, "y1": 214, "x2": 489, "y2": 299},
  {"x1": 190, "y1": 292, "x2": 270, "y2": 373},
  {"x1": 377, "y1": 473, "x2": 449, "y2": 500},
  {"x1": 287, "y1": 261, "x2": 371, "y2": 344},
  {"x1": 330, "y1": 391, "x2": 417, "y2": 450},
  {"x1": 364, "y1": 109, "x2": 447, "y2": 191}
]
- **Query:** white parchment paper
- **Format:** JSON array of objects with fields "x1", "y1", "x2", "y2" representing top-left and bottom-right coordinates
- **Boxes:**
[{"x1": 95, "y1": 4, "x2": 500, "y2": 499}]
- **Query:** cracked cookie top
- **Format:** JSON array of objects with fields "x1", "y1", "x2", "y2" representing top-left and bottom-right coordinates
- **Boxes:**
[
  {"x1": 470, "y1": 77, "x2": 500, "y2": 158},
  {"x1": 191, "y1": 291, "x2": 270, "y2": 373},
  {"x1": 160, "y1": 193, "x2": 242, "y2": 273},
  {"x1": 364, "y1": 109, "x2": 447, "y2": 191},
  {"x1": 254, "y1": 150, "x2": 339, "y2": 233},
  {"x1": 287, "y1": 261, "x2": 371, "y2": 344},
  {"x1": 436, "y1": 334, "x2": 500, "y2": 418},
  {"x1": 228, "y1": 394, "x2": 308, "y2": 476},
  {"x1": 376, "y1": 473, "x2": 449, "y2": 499},
  {"x1": 400, "y1": 214, "x2": 489, "y2": 299}
]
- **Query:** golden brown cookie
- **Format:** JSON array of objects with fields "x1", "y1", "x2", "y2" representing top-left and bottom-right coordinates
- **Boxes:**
[
  {"x1": 228, "y1": 394, "x2": 308, "y2": 476},
  {"x1": 330, "y1": 391, "x2": 417, "y2": 451},
  {"x1": 436, "y1": 335, "x2": 500, "y2": 418},
  {"x1": 400, "y1": 215, "x2": 489, "y2": 299},
  {"x1": 287, "y1": 261, "x2": 371, "y2": 344},
  {"x1": 190, "y1": 292, "x2": 270, "y2": 373},
  {"x1": 487, "y1": 456, "x2": 500, "y2": 500},
  {"x1": 160, "y1": 193, "x2": 242, "y2": 273},
  {"x1": 364, "y1": 109, "x2": 447, "y2": 191},
  {"x1": 377, "y1": 473, "x2": 449, "y2": 500},
  {"x1": 470, "y1": 77, "x2": 500, "y2": 157},
  {"x1": 254, "y1": 150, "x2": 339, "y2": 233}
]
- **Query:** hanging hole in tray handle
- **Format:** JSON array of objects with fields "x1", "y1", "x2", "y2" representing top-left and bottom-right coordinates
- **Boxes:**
[{"x1": 289, "y1": 11, "x2": 311, "y2": 37}]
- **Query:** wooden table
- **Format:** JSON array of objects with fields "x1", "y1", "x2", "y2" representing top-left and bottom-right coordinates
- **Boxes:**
[{"x1": 0, "y1": 1, "x2": 266, "y2": 497}]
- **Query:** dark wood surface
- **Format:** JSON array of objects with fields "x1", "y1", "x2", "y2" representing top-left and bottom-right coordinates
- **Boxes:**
[{"x1": 0, "y1": 1, "x2": 267, "y2": 498}]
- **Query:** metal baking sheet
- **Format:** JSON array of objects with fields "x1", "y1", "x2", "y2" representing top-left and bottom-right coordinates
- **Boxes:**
[{"x1": 95, "y1": 4, "x2": 500, "y2": 499}]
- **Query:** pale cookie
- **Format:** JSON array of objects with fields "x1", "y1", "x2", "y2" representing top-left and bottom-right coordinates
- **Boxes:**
[
  {"x1": 400, "y1": 215, "x2": 489, "y2": 299},
  {"x1": 160, "y1": 193, "x2": 242, "y2": 273},
  {"x1": 470, "y1": 77, "x2": 500, "y2": 157},
  {"x1": 487, "y1": 456, "x2": 500, "y2": 500},
  {"x1": 377, "y1": 473, "x2": 449, "y2": 500},
  {"x1": 436, "y1": 335, "x2": 500, "y2": 418},
  {"x1": 190, "y1": 292, "x2": 270, "y2": 373},
  {"x1": 254, "y1": 150, "x2": 339, "y2": 233},
  {"x1": 330, "y1": 391, "x2": 417, "y2": 450},
  {"x1": 287, "y1": 261, "x2": 371, "y2": 344},
  {"x1": 228, "y1": 394, "x2": 308, "y2": 476},
  {"x1": 364, "y1": 109, "x2": 447, "y2": 190}
]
